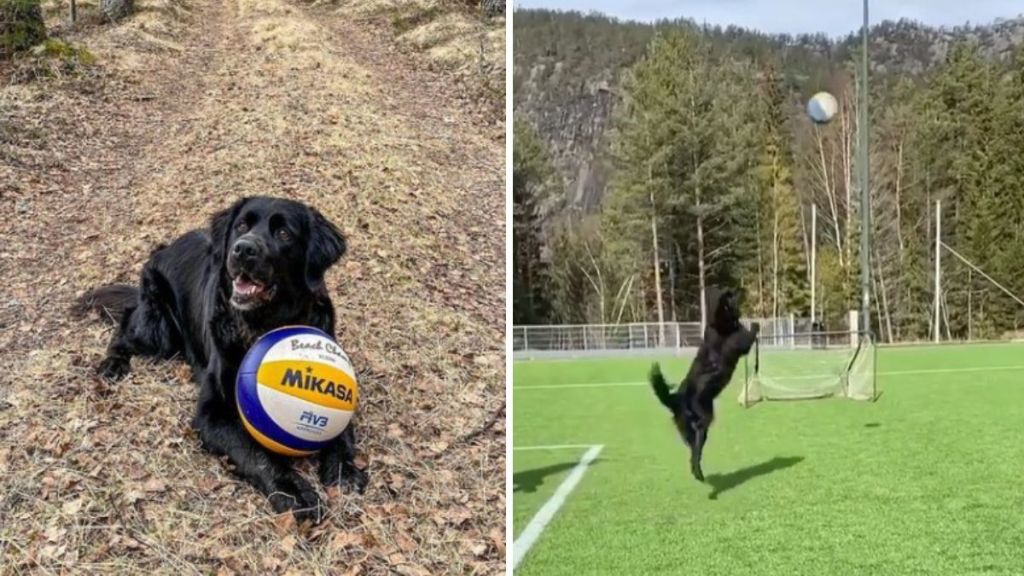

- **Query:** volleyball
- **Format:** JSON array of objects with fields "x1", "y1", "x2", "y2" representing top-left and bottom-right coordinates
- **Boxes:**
[
  {"x1": 236, "y1": 326, "x2": 358, "y2": 456},
  {"x1": 807, "y1": 91, "x2": 838, "y2": 124}
]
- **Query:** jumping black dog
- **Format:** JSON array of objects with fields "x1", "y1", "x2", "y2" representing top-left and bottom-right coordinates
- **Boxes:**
[
  {"x1": 73, "y1": 196, "x2": 368, "y2": 523},
  {"x1": 649, "y1": 288, "x2": 759, "y2": 481}
]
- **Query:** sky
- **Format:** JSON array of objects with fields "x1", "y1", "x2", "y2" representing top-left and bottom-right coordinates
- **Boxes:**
[{"x1": 514, "y1": 0, "x2": 1024, "y2": 37}]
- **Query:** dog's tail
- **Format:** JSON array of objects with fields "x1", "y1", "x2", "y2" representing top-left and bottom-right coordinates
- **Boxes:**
[
  {"x1": 649, "y1": 363, "x2": 676, "y2": 411},
  {"x1": 71, "y1": 284, "x2": 138, "y2": 324}
]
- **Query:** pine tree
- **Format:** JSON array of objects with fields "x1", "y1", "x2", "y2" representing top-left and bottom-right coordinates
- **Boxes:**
[{"x1": 513, "y1": 120, "x2": 557, "y2": 325}]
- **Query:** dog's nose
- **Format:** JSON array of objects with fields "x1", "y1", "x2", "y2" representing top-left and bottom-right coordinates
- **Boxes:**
[{"x1": 232, "y1": 239, "x2": 259, "y2": 261}]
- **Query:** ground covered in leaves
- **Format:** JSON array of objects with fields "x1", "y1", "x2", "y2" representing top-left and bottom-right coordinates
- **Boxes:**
[{"x1": 0, "y1": 0, "x2": 505, "y2": 573}]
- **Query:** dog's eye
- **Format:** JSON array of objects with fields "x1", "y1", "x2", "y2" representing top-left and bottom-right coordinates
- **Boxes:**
[
  {"x1": 275, "y1": 228, "x2": 292, "y2": 242},
  {"x1": 236, "y1": 222, "x2": 249, "y2": 234}
]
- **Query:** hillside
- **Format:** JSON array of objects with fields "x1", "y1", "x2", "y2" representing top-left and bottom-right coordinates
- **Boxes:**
[{"x1": 513, "y1": 9, "x2": 1024, "y2": 218}]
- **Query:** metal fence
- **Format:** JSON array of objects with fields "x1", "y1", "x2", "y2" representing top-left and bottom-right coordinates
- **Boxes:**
[
  {"x1": 513, "y1": 315, "x2": 855, "y2": 360},
  {"x1": 512, "y1": 322, "x2": 702, "y2": 354}
]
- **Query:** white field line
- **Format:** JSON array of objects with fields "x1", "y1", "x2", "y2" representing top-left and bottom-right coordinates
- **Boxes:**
[
  {"x1": 513, "y1": 444, "x2": 599, "y2": 451},
  {"x1": 514, "y1": 364, "x2": 1024, "y2": 391},
  {"x1": 512, "y1": 444, "x2": 603, "y2": 571}
]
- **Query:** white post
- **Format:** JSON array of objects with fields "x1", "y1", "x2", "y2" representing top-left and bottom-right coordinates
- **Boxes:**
[
  {"x1": 523, "y1": 327, "x2": 529, "y2": 351},
  {"x1": 789, "y1": 313, "x2": 796, "y2": 349},
  {"x1": 811, "y1": 204, "x2": 817, "y2": 325},
  {"x1": 849, "y1": 310, "x2": 859, "y2": 348},
  {"x1": 934, "y1": 200, "x2": 941, "y2": 343}
]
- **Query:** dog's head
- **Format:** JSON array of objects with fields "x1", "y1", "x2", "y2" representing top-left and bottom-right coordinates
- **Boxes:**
[
  {"x1": 707, "y1": 287, "x2": 742, "y2": 334},
  {"x1": 211, "y1": 197, "x2": 347, "y2": 311}
]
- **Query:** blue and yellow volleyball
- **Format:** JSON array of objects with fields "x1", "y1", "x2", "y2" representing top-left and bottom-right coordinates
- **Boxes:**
[{"x1": 236, "y1": 326, "x2": 358, "y2": 456}]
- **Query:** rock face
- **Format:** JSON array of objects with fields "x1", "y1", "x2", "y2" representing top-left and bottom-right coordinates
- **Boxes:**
[
  {"x1": 100, "y1": 0, "x2": 133, "y2": 21},
  {"x1": 0, "y1": 0, "x2": 46, "y2": 59},
  {"x1": 515, "y1": 10, "x2": 1024, "y2": 220}
]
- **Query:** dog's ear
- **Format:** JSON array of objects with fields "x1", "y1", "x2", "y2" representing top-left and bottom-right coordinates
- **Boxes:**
[
  {"x1": 210, "y1": 197, "x2": 249, "y2": 265},
  {"x1": 305, "y1": 207, "x2": 347, "y2": 292}
]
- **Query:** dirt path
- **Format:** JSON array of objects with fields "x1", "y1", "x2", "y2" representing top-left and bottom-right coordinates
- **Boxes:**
[{"x1": 0, "y1": 0, "x2": 505, "y2": 573}]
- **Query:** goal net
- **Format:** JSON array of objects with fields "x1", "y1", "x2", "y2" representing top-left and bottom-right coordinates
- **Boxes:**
[{"x1": 738, "y1": 330, "x2": 876, "y2": 406}]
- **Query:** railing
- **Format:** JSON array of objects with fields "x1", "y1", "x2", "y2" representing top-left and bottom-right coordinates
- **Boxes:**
[{"x1": 512, "y1": 315, "x2": 855, "y2": 358}]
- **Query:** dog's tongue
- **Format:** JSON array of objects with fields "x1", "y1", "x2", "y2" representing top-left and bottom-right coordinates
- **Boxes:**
[{"x1": 233, "y1": 276, "x2": 263, "y2": 296}]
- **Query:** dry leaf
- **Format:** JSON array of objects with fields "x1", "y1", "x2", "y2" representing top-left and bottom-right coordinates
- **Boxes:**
[
  {"x1": 281, "y1": 535, "x2": 297, "y2": 554},
  {"x1": 330, "y1": 532, "x2": 363, "y2": 552},
  {"x1": 143, "y1": 478, "x2": 167, "y2": 492},
  {"x1": 261, "y1": 556, "x2": 284, "y2": 571},
  {"x1": 339, "y1": 566, "x2": 362, "y2": 576},
  {"x1": 395, "y1": 532, "x2": 416, "y2": 553},
  {"x1": 471, "y1": 542, "x2": 488, "y2": 557},
  {"x1": 489, "y1": 528, "x2": 505, "y2": 556},
  {"x1": 44, "y1": 525, "x2": 67, "y2": 543},
  {"x1": 61, "y1": 498, "x2": 83, "y2": 515},
  {"x1": 274, "y1": 511, "x2": 297, "y2": 534}
]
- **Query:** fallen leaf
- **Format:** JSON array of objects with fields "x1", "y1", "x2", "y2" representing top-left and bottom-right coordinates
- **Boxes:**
[
  {"x1": 281, "y1": 535, "x2": 297, "y2": 554},
  {"x1": 261, "y1": 556, "x2": 284, "y2": 571},
  {"x1": 144, "y1": 478, "x2": 167, "y2": 493},
  {"x1": 471, "y1": 542, "x2": 487, "y2": 557},
  {"x1": 44, "y1": 525, "x2": 67, "y2": 543},
  {"x1": 61, "y1": 498, "x2": 83, "y2": 515},
  {"x1": 274, "y1": 512, "x2": 296, "y2": 534},
  {"x1": 489, "y1": 527, "x2": 505, "y2": 555},
  {"x1": 395, "y1": 532, "x2": 416, "y2": 553},
  {"x1": 330, "y1": 531, "x2": 363, "y2": 552}
]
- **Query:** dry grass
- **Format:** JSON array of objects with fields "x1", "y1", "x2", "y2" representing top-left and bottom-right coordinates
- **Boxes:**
[
  {"x1": 330, "y1": 0, "x2": 504, "y2": 113},
  {"x1": 0, "y1": 0, "x2": 505, "y2": 573}
]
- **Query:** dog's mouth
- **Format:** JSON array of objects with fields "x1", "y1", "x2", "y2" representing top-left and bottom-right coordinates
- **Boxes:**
[{"x1": 230, "y1": 273, "x2": 276, "y2": 310}]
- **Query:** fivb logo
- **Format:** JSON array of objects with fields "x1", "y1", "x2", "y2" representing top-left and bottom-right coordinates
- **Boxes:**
[{"x1": 300, "y1": 411, "x2": 328, "y2": 428}]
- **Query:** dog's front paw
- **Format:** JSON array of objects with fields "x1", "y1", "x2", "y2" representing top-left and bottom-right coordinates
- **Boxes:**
[
  {"x1": 269, "y1": 474, "x2": 326, "y2": 525},
  {"x1": 341, "y1": 466, "x2": 369, "y2": 494},
  {"x1": 98, "y1": 357, "x2": 130, "y2": 382},
  {"x1": 322, "y1": 462, "x2": 369, "y2": 494}
]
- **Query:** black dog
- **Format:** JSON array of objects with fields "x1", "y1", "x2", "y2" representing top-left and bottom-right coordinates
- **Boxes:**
[
  {"x1": 649, "y1": 289, "x2": 759, "y2": 481},
  {"x1": 73, "y1": 196, "x2": 368, "y2": 523}
]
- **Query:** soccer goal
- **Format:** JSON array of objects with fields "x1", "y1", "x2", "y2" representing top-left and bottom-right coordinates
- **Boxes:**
[{"x1": 738, "y1": 330, "x2": 877, "y2": 406}]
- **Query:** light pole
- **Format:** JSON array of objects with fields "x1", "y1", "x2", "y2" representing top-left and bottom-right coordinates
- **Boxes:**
[{"x1": 858, "y1": 0, "x2": 872, "y2": 336}]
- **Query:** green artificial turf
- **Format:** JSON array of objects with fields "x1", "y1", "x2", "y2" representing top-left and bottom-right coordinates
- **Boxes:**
[{"x1": 512, "y1": 343, "x2": 1024, "y2": 575}]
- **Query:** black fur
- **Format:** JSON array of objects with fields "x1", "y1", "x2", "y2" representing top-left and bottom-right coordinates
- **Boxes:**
[
  {"x1": 73, "y1": 196, "x2": 367, "y2": 523},
  {"x1": 649, "y1": 288, "x2": 759, "y2": 482}
]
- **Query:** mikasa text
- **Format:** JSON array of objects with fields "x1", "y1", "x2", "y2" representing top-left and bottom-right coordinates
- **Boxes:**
[{"x1": 281, "y1": 366, "x2": 355, "y2": 402}]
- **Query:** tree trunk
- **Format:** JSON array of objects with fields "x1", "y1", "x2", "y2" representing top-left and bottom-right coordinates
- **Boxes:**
[
  {"x1": 668, "y1": 241, "x2": 678, "y2": 322},
  {"x1": 772, "y1": 207, "x2": 780, "y2": 320},
  {"x1": 650, "y1": 189, "x2": 664, "y2": 334},
  {"x1": 697, "y1": 189, "x2": 707, "y2": 332}
]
